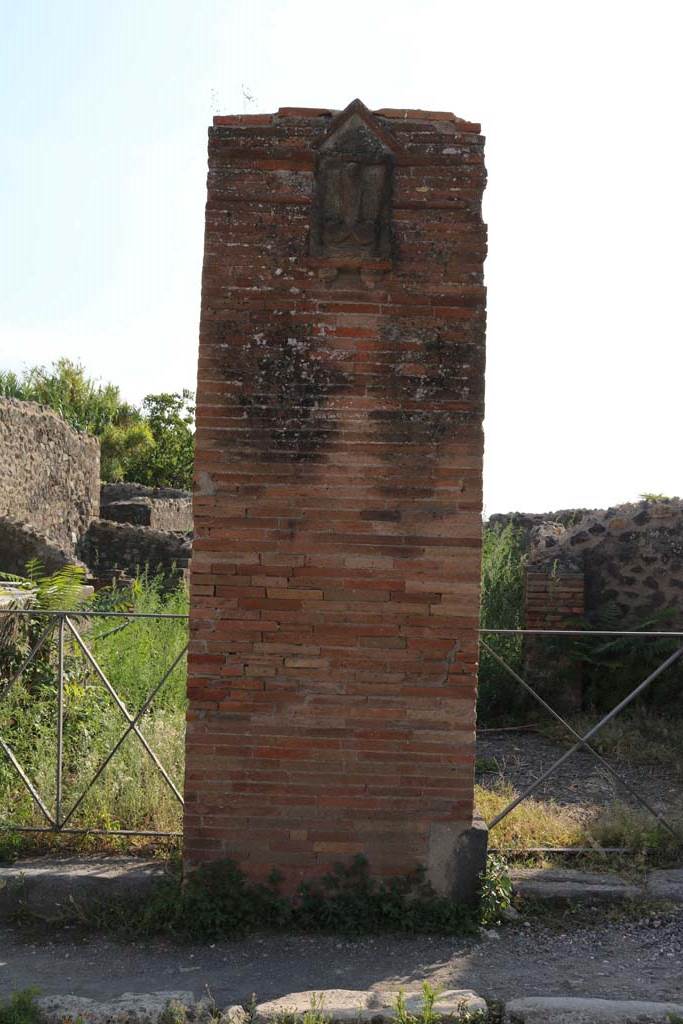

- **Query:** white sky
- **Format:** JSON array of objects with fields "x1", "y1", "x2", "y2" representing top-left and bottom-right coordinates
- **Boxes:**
[{"x1": 1, "y1": 0, "x2": 681, "y2": 514}]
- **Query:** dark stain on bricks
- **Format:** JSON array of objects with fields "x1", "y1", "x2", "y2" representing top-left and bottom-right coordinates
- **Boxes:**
[
  {"x1": 217, "y1": 316, "x2": 351, "y2": 461},
  {"x1": 367, "y1": 321, "x2": 485, "y2": 450}
]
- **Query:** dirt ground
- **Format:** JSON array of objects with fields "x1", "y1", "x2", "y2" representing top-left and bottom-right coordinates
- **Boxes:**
[
  {"x1": 2, "y1": 727, "x2": 682, "y2": 1005},
  {"x1": 476, "y1": 729, "x2": 683, "y2": 819},
  {"x1": 2, "y1": 902, "x2": 683, "y2": 1005}
]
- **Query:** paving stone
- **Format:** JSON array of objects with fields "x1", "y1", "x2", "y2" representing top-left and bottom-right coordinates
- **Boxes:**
[
  {"x1": 510, "y1": 868, "x2": 643, "y2": 901},
  {"x1": 254, "y1": 988, "x2": 487, "y2": 1022},
  {"x1": 37, "y1": 991, "x2": 194, "y2": 1024},
  {"x1": 504, "y1": 996, "x2": 683, "y2": 1022},
  {"x1": 646, "y1": 867, "x2": 683, "y2": 902},
  {"x1": 0, "y1": 856, "x2": 165, "y2": 921}
]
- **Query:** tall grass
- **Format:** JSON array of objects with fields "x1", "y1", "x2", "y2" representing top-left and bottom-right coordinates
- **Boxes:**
[
  {"x1": 478, "y1": 523, "x2": 527, "y2": 723},
  {"x1": 0, "y1": 575, "x2": 187, "y2": 838},
  {"x1": 89, "y1": 575, "x2": 189, "y2": 711}
]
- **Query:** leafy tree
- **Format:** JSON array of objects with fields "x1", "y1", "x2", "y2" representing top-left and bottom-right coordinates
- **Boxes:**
[
  {"x1": 1, "y1": 359, "x2": 195, "y2": 489},
  {"x1": 100, "y1": 420, "x2": 155, "y2": 482},
  {"x1": 1, "y1": 358, "x2": 134, "y2": 435},
  {"x1": 125, "y1": 391, "x2": 195, "y2": 490}
]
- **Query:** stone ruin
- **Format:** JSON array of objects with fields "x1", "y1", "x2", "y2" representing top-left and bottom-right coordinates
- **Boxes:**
[
  {"x1": 0, "y1": 397, "x2": 192, "y2": 585},
  {"x1": 184, "y1": 100, "x2": 489, "y2": 900},
  {"x1": 492, "y1": 500, "x2": 683, "y2": 710},
  {"x1": 0, "y1": 397, "x2": 99, "y2": 557}
]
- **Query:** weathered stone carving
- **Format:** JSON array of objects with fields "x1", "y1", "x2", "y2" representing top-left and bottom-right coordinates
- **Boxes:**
[{"x1": 310, "y1": 99, "x2": 395, "y2": 261}]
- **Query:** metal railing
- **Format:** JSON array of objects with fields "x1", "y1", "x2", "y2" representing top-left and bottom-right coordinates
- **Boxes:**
[
  {"x1": 480, "y1": 628, "x2": 683, "y2": 844},
  {"x1": 0, "y1": 608, "x2": 188, "y2": 837},
  {"x1": 2, "y1": 609, "x2": 681, "y2": 846}
]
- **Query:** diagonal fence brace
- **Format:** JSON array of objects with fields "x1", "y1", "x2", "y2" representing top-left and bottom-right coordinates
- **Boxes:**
[
  {"x1": 59, "y1": 640, "x2": 188, "y2": 829},
  {"x1": 0, "y1": 737, "x2": 55, "y2": 826},
  {"x1": 0, "y1": 619, "x2": 55, "y2": 702},
  {"x1": 65, "y1": 616, "x2": 184, "y2": 807},
  {"x1": 480, "y1": 639, "x2": 683, "y2": 839}
]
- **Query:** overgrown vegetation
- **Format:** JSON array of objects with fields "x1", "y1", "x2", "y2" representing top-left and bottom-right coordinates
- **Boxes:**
[
  {"x1": 63, "y1": 854, "x2": 512, "y2": 939},
  {"x1": 478, "y1": 782, "x2": 682, "y2": 861},
  {"x1": 478, "y1": 523, "x2": 527, "y2": 723},
  {"x1": 0, "y1": 990, "x2": 40, "y2": 1024},
  {"x1": 0, "y1": 358, "x2": 194, "y2": 488},
  {"x1": 477, "y1": 517, "x2": 683, "y2": 720},
  {"x1": 162, "y1": 984, "x2": 486, "y2": 1024},
  {"x1": 394, "y1": 983, "x2": 486, "y2": 1024},
  {"x1": 560, "y1": 609, "x2": 683, "y2": 710},
  {"x1": 0, "y1": 570, "x2": 187, "y2": 841}
]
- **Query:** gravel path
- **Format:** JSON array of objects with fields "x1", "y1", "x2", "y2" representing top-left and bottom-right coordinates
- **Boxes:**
[
  {"x1": 476, "y1": 731, "x2": 683, "y2": 817},
  {"x1": 2, "y1": 904, "x2": 682, "y2": 1005}
]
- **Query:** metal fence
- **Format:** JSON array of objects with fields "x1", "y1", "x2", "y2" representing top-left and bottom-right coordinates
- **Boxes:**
[
  {"x1": 0, "y1": 608, "x2": 187, "y2": 838},
  {"x1": 2, "y1": 608, "x2": 682, "y2": 847},
  {"x1": 480, "y1": 627, "x2": 683, "y2": 845}
]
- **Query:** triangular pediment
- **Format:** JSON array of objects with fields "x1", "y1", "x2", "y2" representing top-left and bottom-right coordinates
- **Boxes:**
[{"x1": 317, "y1": 98, "x2": 401, "y2": 156}]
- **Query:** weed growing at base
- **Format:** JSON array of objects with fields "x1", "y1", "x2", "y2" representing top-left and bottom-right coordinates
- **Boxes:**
[
  {"x1": 87, "y1": 854, "x2": 511, "y2": 940},
  {"x1": 0, "y1": 991, "x2": 40, "y2": 1024},
  {"x1": 394, "y1": 984, "x2": 486, "y2": 1024},
  {"x1": 162, "y1": 982, "x2": 487, "y2": 1024},
  {"x1": 271, "y1": 992, "x2": 330, "y2": 1024}
]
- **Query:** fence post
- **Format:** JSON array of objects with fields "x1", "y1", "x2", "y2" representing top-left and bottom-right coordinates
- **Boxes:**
[{"x1": 55, "y1": 614, "x2": 64, "y2": 830}]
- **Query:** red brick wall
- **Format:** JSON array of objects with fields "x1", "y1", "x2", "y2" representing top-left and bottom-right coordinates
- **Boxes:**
[
  {"x1": 525, "y1": 568, "x2": 585, "y2": 631},
  {"x1": 185, "y1": 100, "x2": 487, "y2": 886},
  {"x1": 524, "y1": 566, "x2": 586, "y2": 712}
]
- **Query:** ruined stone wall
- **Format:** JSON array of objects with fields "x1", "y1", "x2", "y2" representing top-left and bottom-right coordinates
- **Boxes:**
[
  {"x1": 520, "y1": 500, "x2": 683, "y2": 709},
  {"x1": 0, "y1": 517, "x2": 87, "y2": 577},
  {"x1": 0, "y1": 398, "x2": 99, "y2": 553},
  {"x1": 100, "y1": 483, "x2": 192, "y2": 533},
  {"x1": 528, "y1": 500, "x2": 683, "y2": 627},
  {"x1": 78, "y1": 520, "x2": 191, "y2": 583},
  {"x1": 185, "y1": 100, "x2": 487, "y2": 891}
]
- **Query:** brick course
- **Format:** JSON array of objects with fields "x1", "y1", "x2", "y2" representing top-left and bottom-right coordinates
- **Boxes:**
[{"x1": 185, "y1": 100, "x2": 487, "y2": 888}]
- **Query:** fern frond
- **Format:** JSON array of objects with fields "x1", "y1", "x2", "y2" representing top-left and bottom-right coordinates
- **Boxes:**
[{"x1": 36, "y1": 563, "x2": 87, "y2": 611}]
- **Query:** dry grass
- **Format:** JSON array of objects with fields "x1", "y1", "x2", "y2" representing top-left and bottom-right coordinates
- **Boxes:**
[
  {"x1": 478, "y1": 781, "x2": 683, "y2": 859},
  {"x1": 476, "y1": 783, "x2": 585, "y2": 850}
]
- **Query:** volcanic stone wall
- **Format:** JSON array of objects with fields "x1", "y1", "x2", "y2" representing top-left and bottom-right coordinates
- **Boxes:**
[
  {"x1": 0, "y1": 517, "x2": 88, "y2": 577},
  {"x1": 526, "y1": 499, "x2": 683, "y2": 628},
  {"x1": 185, "y1": 100, "x2": 487, "y2": 887},
  {"x1": 78, "y1": 519, "x2": 191, "y2": 583},
  {"x1": 0, "y1": 398, "x2": 99, "y2": 553},
  {"x1": 100, "y1": 483, "x2": 193, "y2": 532}
]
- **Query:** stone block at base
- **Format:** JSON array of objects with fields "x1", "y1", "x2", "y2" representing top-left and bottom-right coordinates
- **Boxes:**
[
  {"x1": 254, "y1": 989, "x2": 487, "y2": 1023},
  {"x1": 504, "y1": 996, "x2": 683, "y2": 1023},
  {"x1": 427, "y1": 814, "x2": 489, "y2": 905},
  {"x1": 37, "y1": 992, "x2": 194, "y2": 1024}
]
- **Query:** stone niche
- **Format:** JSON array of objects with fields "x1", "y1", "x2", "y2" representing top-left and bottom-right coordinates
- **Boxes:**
[{"x1": 185, "y1": 100, "x2": 488, "y2": 901}]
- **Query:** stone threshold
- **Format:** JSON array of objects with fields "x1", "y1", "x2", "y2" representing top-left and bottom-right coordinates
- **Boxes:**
[{"x1": 31, "y1": 989, "x2": 683, "y2": 1024}]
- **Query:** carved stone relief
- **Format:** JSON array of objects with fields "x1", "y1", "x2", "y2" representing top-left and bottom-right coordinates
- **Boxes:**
[{"x1": 310, "y1": 105, "x2": 395, "y2": 263}]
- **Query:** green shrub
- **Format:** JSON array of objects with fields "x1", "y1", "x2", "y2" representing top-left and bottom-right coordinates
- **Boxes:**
[
  {"x1": 478, "y1": 524, "x2": 527, "y2": 723},
  {"x1": 0, "y1": 990, "x2": 41, "y2": 1024},
  {"x1": 478, "y1": 854, "x2": 513, "y2": 925},
  {"x1": 0, "y1": 572, "x2": 187, "y2": 837},
  {"x1": 100, "y1": 855, "x2": 479, "y2": 940}
]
